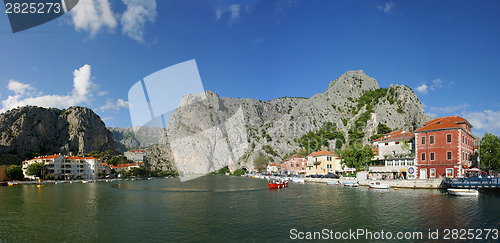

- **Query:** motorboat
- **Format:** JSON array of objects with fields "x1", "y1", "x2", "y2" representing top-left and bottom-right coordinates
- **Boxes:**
[
  {"x1": 326, "y1": 180, "x2": 340, "y2": 185},
  {"x1": 369, "y1": 181, "x2": 390, "y2": 189},
  {"x1": 343, "y1": 181, "x2": 359, "y2": 187},
  {"x1": 291, "y1": 178, "x2": 305, "y2": 184},
  {"x1": 447, "y1": 188, "x2": 479, "y2": 196},
  {"x1": 268, "y1": 179, "x2": 288, "y2": 189}
]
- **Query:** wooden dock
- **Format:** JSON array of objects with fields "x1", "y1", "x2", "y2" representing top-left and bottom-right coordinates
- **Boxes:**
[{"x1": 444, "y1": 177, "x2": 500, "y2": 189}]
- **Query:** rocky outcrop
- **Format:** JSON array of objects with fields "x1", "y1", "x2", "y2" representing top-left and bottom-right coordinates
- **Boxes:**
[
  {"x1": 111, "y1": 70, "x2": 430, "y2": 174},
  {"x1": 109, "y1": 126, "x2": 165, "y2": 152},
  {"x1": 0, "y1": 106, "x2": 115, "y2": 164}
]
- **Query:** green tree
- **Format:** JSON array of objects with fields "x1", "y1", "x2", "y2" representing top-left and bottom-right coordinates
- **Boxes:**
[
  {"x1": 6, "y1": 165, "x2": 24, "y2": 180},
  {"x1": 480, "y1": 133, "x2": 500, "y2": 171},
  {"x1": 232, "y1": 169, "x2": 246, "y2": 176},
  {"x1": 253, "y1": 153, "x2": 269, "y2": 172},
  {"x1": 129, "y1": 167, "x2": 148, "y2": 177},
  {"x1": 338, "y1": 144, "x2": 374, "y2": 170},
  {"x1": 25, "y1": 163, "x2": 45, "y2": 179},
  {"x1": 377, "y1": 123, "x2": 392, "y2": 135}
]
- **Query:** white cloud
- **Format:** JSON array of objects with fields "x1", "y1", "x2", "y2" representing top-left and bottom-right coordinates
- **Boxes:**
[
  {"x1": 98, "y1": 91, "x2": 108, "y2": 96},
  {"x1": 377, "y1": 1, "x2": 395, "y2": 13},
  {"x1": 71, "y1": 0, "x2": 118, "y2": 38},
  {"x1": 415, "y1": 78, "x2": 454, "y2": 95},
  {"x1": 99, "y1": 98, "x2": 129, "y2": 111},
  {"x1": 215, "y1": 4, "x2": 242, "y2": 23},
  {"x1": 462, "y1": 110, "x2": 500, "y2": 132},
  {"x1": 0, "y1": 65, "x2": 99, "y2": 113},
  {"x1": 121, "y1": 0, "x2": 157, "y2": 43},
  {"x1": 7, "y1": 80, "x2": 35, "y2": 96},
  {"x1": 430, "y1": 103, "x2": 469, "y2": 114},
  {"x1": 229, "y1": 4, "x2": 241, "y2": 22},
  {"x1": 416, "y1": 84, "x2": 428, "y2": 94},
  {"x1": 69, "y1": 0, "x2": 157, "y2": 42}
]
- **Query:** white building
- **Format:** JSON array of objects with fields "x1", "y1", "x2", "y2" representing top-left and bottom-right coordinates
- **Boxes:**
[
  {"x1": 267, "y1": 163, "x2": 279, "y2": 174},
  {"x1": 22, "y1": 155, "x2": 107, "y2": 180},
  {"x1": 370, "y1": 130, "x2": 416, "y2": 179},
  {"x1": 124, "y1": 150, "x2": 146, "y2": 162}
]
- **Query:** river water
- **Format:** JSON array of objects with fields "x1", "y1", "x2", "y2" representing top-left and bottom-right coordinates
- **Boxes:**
[{"x1": 1, "y1": 175, "x2": 499, "y2": 242}]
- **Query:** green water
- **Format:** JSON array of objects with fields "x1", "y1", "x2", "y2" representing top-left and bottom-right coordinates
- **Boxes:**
[{"x1": 1, "y1": 175, "x2": 499, "y2": 242}]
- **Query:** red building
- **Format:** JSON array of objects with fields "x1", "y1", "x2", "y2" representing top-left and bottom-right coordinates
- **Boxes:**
[
  {"x1": 281, "y1": 154, "x2": 307, "y2": 175},
  {"x1": 414, "y1": 116, "x2": 475, "y2": 179}
]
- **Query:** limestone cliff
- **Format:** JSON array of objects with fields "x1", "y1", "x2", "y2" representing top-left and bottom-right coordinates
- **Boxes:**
[
  {"x1": 0, "y1": 106, "x2": 115, "y2": 164},
  {"x1": 116, "y1": 70, "x2": 430, "y2": 173}
]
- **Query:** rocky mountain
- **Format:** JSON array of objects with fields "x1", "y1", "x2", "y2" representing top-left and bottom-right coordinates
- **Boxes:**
[
  {"x1": 114, "y1": 70, "x2": 430, "y2": 174},
  {"x1": 109, "y1": 126, "x2": 165, "y2": 153},
  {"x1": 0, "y1": 106, "x2": 115, "y2": 165}
]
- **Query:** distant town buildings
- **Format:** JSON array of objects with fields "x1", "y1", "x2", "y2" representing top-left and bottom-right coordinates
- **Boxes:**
[
  {"x1": 0, "y1": 166, "x2": 7, "y2": 181},
  {"x1": 281, "y1": 154, "x2": 307, "y2": 175},
  {"x1": 124, "y1": 150, "x2": 146, "y2": 162},
  {"x1": 22, "y1": 155, "x2": 105, "y2": 180}
]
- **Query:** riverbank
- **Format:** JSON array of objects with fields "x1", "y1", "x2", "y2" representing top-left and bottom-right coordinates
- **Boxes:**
[{"x1": 304, "y1": 178, "x2": 444, "y2": 189}]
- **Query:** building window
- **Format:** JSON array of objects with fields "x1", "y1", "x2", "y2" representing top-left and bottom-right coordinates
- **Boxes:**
[
  {"x1": 385, "y1": 142, "x2": 389, "y2": 145},
  {"x1": 430, "y1": 152, "x2": 435, "y2": 161},
  {"x1": 430, "y1": 168, "x2": 436, "y2": 178},
  {"x1": 421, "y1": 153, "x2": 426, "y2": 161},
  {"x1": 446, "y1": 168, "x2": 454, "y2": 178},
  {"x1": 430, "y1": 136, "x2": 435, "y2": 144},
  {"x1": 447, "y1": 152, "x2": 452, "y2": 160},
  {"x1": 462, "y1": 135, "x2": 465, "y2": 143},
  {"x1": 395, "y1": 141, "x2": 400, "y2": 145},
  {"x1": 421, "y1": 136, "x2": 426, "y2": 145},
  {"x1": 447, "y1": 134, "x2": 452, "y2": 143}
]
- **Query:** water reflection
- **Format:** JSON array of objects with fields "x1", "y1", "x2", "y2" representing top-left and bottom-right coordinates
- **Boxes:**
[{"x1": 1, "y1": 177, "x2": 499, "y2": 242}]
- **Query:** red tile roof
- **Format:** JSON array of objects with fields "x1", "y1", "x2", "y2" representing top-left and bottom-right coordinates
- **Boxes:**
[
  {"x1": 307, "y1": 150, "x2": 336, "y2": 157},
  {"x1": 29, "y1": 154, "x2": 62, "y2": 161},
  {"x1": 288, "y1": 154, "x2": 305, "y2": 160},
  {"x1": 415, "y1": 116, "x2": 471, "y2": 132},
  {"x1": 128, "y1": 150, "x2": 146, "y2": 153},
  {"x1": 376, "y1": 130, "x2": 414, "y2": 142}
]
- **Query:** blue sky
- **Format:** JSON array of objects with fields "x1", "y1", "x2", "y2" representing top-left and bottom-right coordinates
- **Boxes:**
[{"x1": 0, "y1": 0, "x2": 500, "y2": 136}]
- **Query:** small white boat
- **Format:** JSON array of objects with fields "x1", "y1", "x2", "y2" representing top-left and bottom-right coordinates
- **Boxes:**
[
  {"x1": 326, "y1": 181, "x2": 340, "y2": 185},
  {"x1": 343, "y1": 181, "x2": 359, "y2": 187},
  {"x1": 369, "y1": 181, "x2": 390, "y2": 189},
  {"x1": 291, "y1": 178, "x2": 305, "y2": 184},
  {"x1": 447, "y1": 188, "x2": 479, "y2": 196}
]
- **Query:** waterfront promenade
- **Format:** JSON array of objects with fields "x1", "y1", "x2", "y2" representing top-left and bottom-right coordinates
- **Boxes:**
[{"x1": 305, "y1": 177, "x2": 444, "y2": 189}]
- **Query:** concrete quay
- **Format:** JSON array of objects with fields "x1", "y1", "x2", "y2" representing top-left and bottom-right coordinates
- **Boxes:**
[{"x1": 305, "y1": 178, "x2": 445, "y2": 189}]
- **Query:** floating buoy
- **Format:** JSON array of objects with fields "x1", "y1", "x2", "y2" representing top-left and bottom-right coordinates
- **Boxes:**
[
  {"x1": 394, "y1": 188, "x2": 397, "y2": 190},
  {"x1": 431, "y1": 194, "x2": 435, "y2": 197},
  {"x1": 381, "y1": 192, "x2": 384, "y2": 194}
]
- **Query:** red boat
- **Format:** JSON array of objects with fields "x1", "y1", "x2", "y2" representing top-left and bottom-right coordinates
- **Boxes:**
[{"x1": 268, "y1": 179, "x2": 288, "y2": 189}]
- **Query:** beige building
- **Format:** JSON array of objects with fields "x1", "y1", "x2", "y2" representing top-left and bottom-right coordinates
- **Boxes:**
[
  {"x1": 305, "y1": 150, "x2": 342, "y2": 176},
  {"x1": 0, "y1": 166, "x2": 8, "y2": 181}
]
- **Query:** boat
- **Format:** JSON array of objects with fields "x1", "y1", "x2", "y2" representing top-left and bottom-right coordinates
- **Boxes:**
[
  {"x1": 343, "y1": 181, "x2": 359, "y2": 187},
  {"x1": 369, "y1": 181, "x2": 390, "y2": 189},
  {"x1": 0, "y1": 181, "x2": 8, "y2": 186},
  {"x1": 326, "y1": 180, "x2": 340, "y2": 185},
  {"x1": 291, "y1": 178, "x2": 305, "y2": 184},
  {"x1": 447, "y1": 188, "x2": 479, "y2": 196},
  {"x1": 268, "y1": 179, "x2": 288, "y2": 189}
]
